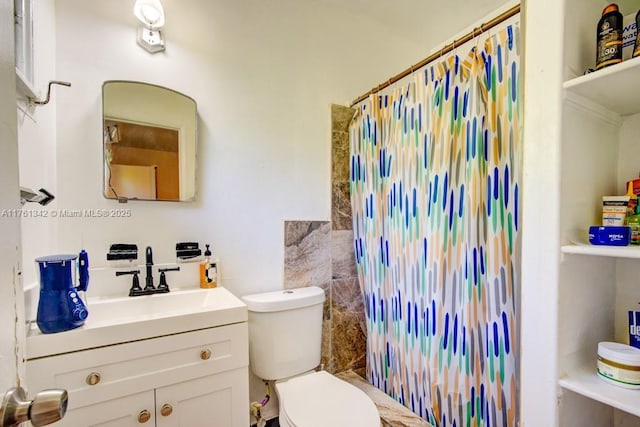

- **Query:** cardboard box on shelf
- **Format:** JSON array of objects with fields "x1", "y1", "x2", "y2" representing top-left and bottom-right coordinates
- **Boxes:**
[{"x1": 626, "y1": 177, "x2": 640, "y2": 213}]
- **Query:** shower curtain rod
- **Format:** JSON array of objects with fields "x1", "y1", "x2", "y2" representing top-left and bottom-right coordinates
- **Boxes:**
[{"x1": 350, "y1": 4, "x2": 520, "y2": 107}]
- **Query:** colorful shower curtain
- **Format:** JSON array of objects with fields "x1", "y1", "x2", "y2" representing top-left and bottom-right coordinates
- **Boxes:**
[{"x1": 350, "y1": 23, "x2": 520, "y2": 426}]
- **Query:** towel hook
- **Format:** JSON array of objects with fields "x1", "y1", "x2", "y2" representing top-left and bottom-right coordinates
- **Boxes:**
[{"x1": 30, "y1": 80, "x2": 72, "y2": 105}]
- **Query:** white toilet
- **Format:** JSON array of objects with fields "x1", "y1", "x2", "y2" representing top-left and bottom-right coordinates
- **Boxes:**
[{"x1": 242, "y1": 286, "x2": 380, "y2": 427}]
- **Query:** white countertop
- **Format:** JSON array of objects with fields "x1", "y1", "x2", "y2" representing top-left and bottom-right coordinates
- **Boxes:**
[{"x1": 26, "y1": 286, "x2": 247, "y2": 360}]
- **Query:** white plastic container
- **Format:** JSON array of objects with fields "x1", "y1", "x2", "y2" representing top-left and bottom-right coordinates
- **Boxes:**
[{"x1": 597, "y1": 341, "x2": 640, "y2": 389}]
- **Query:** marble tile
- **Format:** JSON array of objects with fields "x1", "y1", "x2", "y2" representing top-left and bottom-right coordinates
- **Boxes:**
[
  {"x1": 332, "y1": 130, "x2": 350, "y2": 183},
  {"x1": 331, "y1": 104, "x2": 355, "y2": 232},
  {"x1": 330, "y1": 302, "x2": 366, "y2": 374},
  {"x1": 332, "y1": 278, "x2": 363, "y2": 315},
  {"x1": 320, "y1": 298, "x2": 333, "y2": 372},
  {"x1": 332, "y1": 182, "x2": 352, "y2": 230},
  {"x1": 283, "y1": 221, "x2": 331, "y2": 289},
  {"x1": 331, "y1": 230, "x2": 357, "y2": 280},
  {"x1": 331, "y1": 104, "x2": 356, "y2": 133},
  {"x1": 336, "y1": 370, "x2": 434, "y2": 427},
  {"x1": 330, "y1": 278, "x2": 366, "y2": 375}
]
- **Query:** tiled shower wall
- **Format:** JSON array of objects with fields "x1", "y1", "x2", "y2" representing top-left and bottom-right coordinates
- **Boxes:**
[{"x1": 283, "y1": 104, "x2": 366, "y2": 376}]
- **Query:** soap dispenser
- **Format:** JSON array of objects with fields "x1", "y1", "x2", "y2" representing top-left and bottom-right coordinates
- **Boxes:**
[{"x1": 200, "y1": 244, "x2": 217, "y2": 288}]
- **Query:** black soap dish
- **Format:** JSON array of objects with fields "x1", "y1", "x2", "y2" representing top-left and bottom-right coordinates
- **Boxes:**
[
  {"x1": 176, "y1": 242, "x2": 202, "y2": 261},
  {"x1": 107, "y1": 244, "x2": 138, "y2": 261}
]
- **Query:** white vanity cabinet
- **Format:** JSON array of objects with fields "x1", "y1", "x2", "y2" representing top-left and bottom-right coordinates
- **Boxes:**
[{"x1": 26, "y1": 322, "x2": 249, "y2": 426}]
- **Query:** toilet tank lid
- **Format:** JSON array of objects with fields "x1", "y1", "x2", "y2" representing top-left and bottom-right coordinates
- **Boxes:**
[{"x1": 242, "y1": 286, "x2": 325, "y2": 312}]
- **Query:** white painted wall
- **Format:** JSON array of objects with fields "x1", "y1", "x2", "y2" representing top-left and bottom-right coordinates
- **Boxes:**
[
  {"x1": 520, "y1": 0, "x2": 564, "y2": 425},
  {"x1": 0, "y1": 0, "x2": 24, "y2": 393},
  {"x1": 18, "y1": 0, "x2": 58, "y2": 321}
]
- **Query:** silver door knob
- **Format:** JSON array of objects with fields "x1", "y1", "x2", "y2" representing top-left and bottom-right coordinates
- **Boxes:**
[{"x1": 0, "y1": 386, "x2": 67, "y2": 427}]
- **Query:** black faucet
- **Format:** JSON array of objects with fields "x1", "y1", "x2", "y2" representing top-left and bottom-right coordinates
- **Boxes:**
[
  {"x1": 115, "y1": 246, "x2": 180, "y2": 297},
  {"x1": 145, "y1": 246, "x2": 154, "y2": 291}
]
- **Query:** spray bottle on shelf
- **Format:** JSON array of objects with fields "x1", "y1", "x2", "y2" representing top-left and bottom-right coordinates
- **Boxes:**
[
  {"x1": 633, "y1": 9, "x2": 640, "y2": 58},
  {"x1": 199, "y1": 244, "x2": 218, "y2": 288},
  {"x1": 596, "y1": 4, "x2": 623, "y2": 70}
]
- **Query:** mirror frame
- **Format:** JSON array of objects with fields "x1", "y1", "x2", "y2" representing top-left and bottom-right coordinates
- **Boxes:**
[{"x1": 101, "y1": 80, "x2": 197, "y2": 202}]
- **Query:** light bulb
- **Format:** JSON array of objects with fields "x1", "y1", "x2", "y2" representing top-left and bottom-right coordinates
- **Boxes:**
[
  {"x1": 134, "y1": 0, "x2": 165, "y2": 29},
  {"x1": 140, "y1": 5, "x2": 161, "y2": 25}
]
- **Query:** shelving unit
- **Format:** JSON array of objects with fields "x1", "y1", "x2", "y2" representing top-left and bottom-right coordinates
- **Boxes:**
[
  {"x1": 563, "y1": 56, "x2": 640, "y2": 116},
  {"x1": 561, "y1": 244, "x2": 640, "y2": 259},
  {"x1": 559, "y1": 365, "x2": 640, "y2": 418},
  {"x1": 555, "y1": 1, "x2": 640, "y2": 425}
]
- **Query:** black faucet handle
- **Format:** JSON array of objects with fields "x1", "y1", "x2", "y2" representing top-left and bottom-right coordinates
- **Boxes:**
[
  {"x1": 157, "y1": 267, "x2": 180, "y2": 293},
  {"x1": 116, "y1": 270, "x2": 143, "y2": 296},
  {"x1": 115, "y1": 269, "x2": 141, "y2": 277}
]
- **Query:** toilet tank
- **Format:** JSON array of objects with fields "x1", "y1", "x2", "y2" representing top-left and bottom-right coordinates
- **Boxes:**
[{"x1": 242, "y1": 286, "x2": 325, "y2": 380}]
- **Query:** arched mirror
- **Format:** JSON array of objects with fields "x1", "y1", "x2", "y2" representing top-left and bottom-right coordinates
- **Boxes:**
[{"x1": 102, "y1": 81, "x2": 197, "y2": 202}]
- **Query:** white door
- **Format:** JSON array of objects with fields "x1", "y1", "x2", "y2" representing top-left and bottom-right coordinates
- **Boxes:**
[{"x1": 0, "y1": 0, "x2": 24, "y2": 396}]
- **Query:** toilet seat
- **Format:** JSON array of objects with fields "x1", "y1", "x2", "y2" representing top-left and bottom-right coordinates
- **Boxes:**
[{"x1": 275, "y1": 371, "x2": 380, "y2": 427}]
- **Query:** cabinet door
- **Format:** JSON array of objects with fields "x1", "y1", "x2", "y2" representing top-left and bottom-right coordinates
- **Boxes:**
[
  {"x1": 57, "y1": 390, "x2": 155, "y2": 427},
  {"x1": 155, "y1": 367, "x2": 249, "y2": 427}
]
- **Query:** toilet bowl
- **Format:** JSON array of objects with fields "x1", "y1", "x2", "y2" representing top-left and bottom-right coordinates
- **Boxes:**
[
  {"x1": 275, "y1": 371, "x2": 379, "y2": 427},
  {"x1": 241, "y1": 286, "x2": 380, "y2": 426}
]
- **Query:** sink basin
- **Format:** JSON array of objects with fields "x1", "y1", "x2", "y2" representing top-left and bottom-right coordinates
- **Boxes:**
[
  {"x1": 88, "y1": 287, "x2": 225, "y2": 325},
  {"x1": 26, "y1": 287, "x2": 247, "y2": 360}
]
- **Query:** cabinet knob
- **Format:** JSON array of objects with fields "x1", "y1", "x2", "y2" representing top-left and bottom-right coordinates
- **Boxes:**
[
  {"x1": 86, "y1": 372, "x2": 101, "y2": 386},
  {"x1": 200, "y1": 349, "x2": 211, "y2": 360},
  {"x1": 137, "y1": 409, "x2": 151, "y2": 423},
  {"x1": 160, "y1": 403, "x2": 173, "y2": 417}
]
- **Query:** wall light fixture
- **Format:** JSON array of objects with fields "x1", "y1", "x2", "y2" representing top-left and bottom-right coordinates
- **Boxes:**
[{"x1": 133, "y1": 0, "x2": 165, "y2": 53}]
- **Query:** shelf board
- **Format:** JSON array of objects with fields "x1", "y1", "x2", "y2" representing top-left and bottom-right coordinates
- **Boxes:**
[
  {"x1": 561, "y1": 243, "x2": 640, "y2": 259},
  {"x1": 559, "y1": 365, "x2": 640, "y2": 417},
  {"x1": 563, "y1": 57, "x2": 640, "y2": 116}
]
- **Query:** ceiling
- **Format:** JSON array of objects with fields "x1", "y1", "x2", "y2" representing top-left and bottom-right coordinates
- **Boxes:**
[{"x1": 311, "y1": 0, "x2": 513, "y2": 48}]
